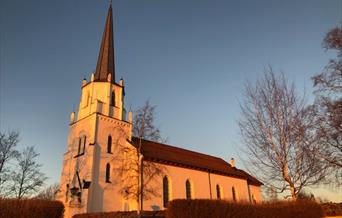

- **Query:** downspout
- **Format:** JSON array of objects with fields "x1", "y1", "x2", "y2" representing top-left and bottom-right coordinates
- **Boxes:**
[
  {"x1": 137, "y1": 135, "x2": 143, "y2": 217},
  {"x1": 139, "y1": 155, "x2": 144, "y2": 213},
  {"x1": 208, "y1": 171, "x2": 212, "y2": 199}
]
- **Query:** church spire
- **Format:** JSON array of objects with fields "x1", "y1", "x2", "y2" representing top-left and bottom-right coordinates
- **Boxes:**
[{"x1": 94, "y1": 4, "x2": 115, "y2": 83}]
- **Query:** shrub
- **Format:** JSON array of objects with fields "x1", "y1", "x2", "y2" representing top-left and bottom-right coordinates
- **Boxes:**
[
  {"x1": 0, "y1": 198, "x2": 64, "y2": 218},
  {"x1": 73, "y1": 210, "x2": 165, "y2": 218},
  {"x1": 166, "y1": 199, "x2": 324, "y2": 218},
  {"x1": 321, "y1": 203, "x2": 342, "y2": 216}
]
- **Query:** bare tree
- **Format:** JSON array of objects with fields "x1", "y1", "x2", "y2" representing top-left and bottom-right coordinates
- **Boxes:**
[
  {"x1": 10, "y1": 146, "x2": 47, "y2": 199},
  {"x1": 133, "y1": 101, "x2": 164, "y2": 142},
  {"x1": 113, "y1": 101, "x2": 165, "y2": 212},
  {"x1": 312, "y1": 27, "x2": 342, "y2": 183},
  {"x1": 35, "y1": 183, "x2": 60, "y2": 200},
  {"x1": 238, "y1": 68, "x2": 328, "y2": 200},
  {"x1": 0, "y1": 131, "x2": 19, "y2": 196}
]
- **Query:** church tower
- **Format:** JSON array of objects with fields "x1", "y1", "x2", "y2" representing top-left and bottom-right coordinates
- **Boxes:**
[{"x1": 58, "y1": 5, "x2": 135, "y2": 217}]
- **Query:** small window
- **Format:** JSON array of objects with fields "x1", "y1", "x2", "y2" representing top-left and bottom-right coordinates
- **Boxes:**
[
  {"x1": 77, "y1": 138, "x2": 82, "y2": 155},
  {"x1": 82, "y1": 91, "x2": 89, "y2": 107},
  {"x1": 106, "y1": 163, "x2": 110, "y2": 183},
  {"x1": 77, "y1": 136, "x2": 86, "y2": 156},
  {"x1": 216, "y1": 184, "x2": 221, "y2": 199},
  {"x1": 85, "y1": 91, "x2": 89, "y2": 107},
  {"x1": 163, "y1": 176, "x2": 169, "y2": 208},
  {"x1": 232, "y1": 186, "x2": 237, "y2": 201},
  {"x1": 185, "y1": 180, "x2": 191, "y2": 199},
  {"x1": 65, "y1": 184, "x2": 69, "y2": 203},
  {"x1": 107, "y1": 135, "x2": 112, "y2": 153},
  {"x1": 111, "y1": 91, "x2": 115, "y2": 106},
  {"x1": 83, "y1": 136, "x2": 86, "y2": 154},
  {"x1": 252, "y1": 194, "x2": 256, "y2": 204}
]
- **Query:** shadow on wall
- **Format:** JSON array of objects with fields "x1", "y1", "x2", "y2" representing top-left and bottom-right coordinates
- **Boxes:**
[{"x1": 89, "y1": 143, "x2": 104, "y2": 212}]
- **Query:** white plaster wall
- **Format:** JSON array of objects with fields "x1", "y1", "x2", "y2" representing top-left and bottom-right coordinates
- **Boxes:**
[
  {"x1": 141, "y1": 161, "x2": 262, "y2": 211},
  {"x1": 249, "y1": 185, "x2": 262, "y2": 203},
  {"x1": 88, "y1": 114, "x2": 133, "y2": 213},
  {"x1": 78, "y1": 82, "x2": 124, "y2": 121},
  {"x1": 57, "y1": 114, "x2": 97, "y2": 218}
]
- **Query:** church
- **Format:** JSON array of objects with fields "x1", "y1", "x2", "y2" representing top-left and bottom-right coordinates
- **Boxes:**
[{"x1": 57, "y1": 4, "x2": 262, "y2": 218}]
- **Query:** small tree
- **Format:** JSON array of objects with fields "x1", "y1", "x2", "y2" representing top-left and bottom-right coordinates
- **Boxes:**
[
  {"x1": 10, "y1": 146, "x2": 47, "y2": 199},
  {"x1": 312, "y1": 27, "x2": 342, "y2": 183},
  {"x1": 132, "y1": 101, "x2": 164, "y2": 142},
  {"x1": 0, "y1": 131, "x2": 19, "y2": 195},
  {"x1": 35, "y1": 183, "x2": 60, "y2": 200},
  {"x1": 114, "y1": 101, "x2": 165, "y2": 212},
  {"x1": 238, "y1": 68, "x2": 328, "y2": 200}
]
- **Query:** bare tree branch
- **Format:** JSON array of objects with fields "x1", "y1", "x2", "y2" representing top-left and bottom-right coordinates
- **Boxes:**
[
  {"x1": 112, "y1": 101, "x2": 166, "y2": 211},
  {"x1": 0, "y1": 131, "x2": 20, "y2": 196},
  {"x1": 10, "y1": 146, "x2": 47, "y2": 199},
  {"x1": 312, "y1": 27, "x2": 342, "y2": 184},
  {"x1": 35, "y1": 183, "x2": 60, "y2": 200},
  {"x1": 239, "y1": 68, "x2": 329, "y2": 200}
]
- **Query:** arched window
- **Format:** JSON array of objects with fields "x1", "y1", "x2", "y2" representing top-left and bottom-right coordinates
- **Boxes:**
[
  {"x1": 83, "y1": 136, "x2": 86, "y2": 154},
  {"x1": 111, "y1": 91, "x2": 115, "y2": 106},
  {"x1": 232, "y1": 186, "x2": 237, "y2": 201},
  {"x1": 163, "y1": 176, "x2": 169, "y2": 208},
  {"x1": 216, "y1": 184, "x2": 221, "y2": 199},
  {"x1": 77, "y1": 138, "x2": 82, "y2": 155},
  {"x1": 105, "y1": 163, "x2": 110, "y2": 183},
  {"x1": 82, "y1": 91, "x2": 89, "y2": 107},
  {"x1": 185, "y1": 180, "x2": 191, "y2": 199},
  {"x1": 107, "y1": 135, "x2": 112, "y2": 153},
  {"x1": 85, "y1": 91, "x2": 89, "y2": 107},
  {"x1": 252, "y1": 194, "x2": 256, "y2": 204}
]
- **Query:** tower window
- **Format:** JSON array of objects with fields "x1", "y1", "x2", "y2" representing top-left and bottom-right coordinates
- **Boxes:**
[
  {"x1": 83, "y1": 136, "x2": 86, "y2": 154},
  {"x1": 85, "y1": 91, "x2": 89, "y2": 107},
  {"x1": 111, "y1": 91, "x2": 115, "y2": 106},
  {"x1": 185, "y1": 180, "x2": 191, "y2": 199},
  {"x1": 216, "y1": 184, "x2": 221, "y2": 199},
  {"x1": 76, "y1": 136, "x2": 86, "y2": 156},
  {"x1": 163, "y1": 176, "x2": 170, "y2": 208},
  {"x1": 107, "y1": 135, "x2": 112, "y2": 153},
  {"x1": 77, "y1": 138, "x2": 82, "y2": 155},
  {"x1": 105, "y1": 163, "x2": 111, "y2": 183}
]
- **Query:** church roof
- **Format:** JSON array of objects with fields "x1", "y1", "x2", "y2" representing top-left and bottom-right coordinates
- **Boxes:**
[
  {"x1": 94, "y1": 4, "x2": 115, "y2": 83},
  {"x1": 131, "y1": 137, "x2": 263, "y2": 186}
]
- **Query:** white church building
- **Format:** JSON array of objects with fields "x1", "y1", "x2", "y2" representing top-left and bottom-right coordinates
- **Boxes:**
[{"x1": 57, "y1": 4, "x2": 262, "y2": 218}]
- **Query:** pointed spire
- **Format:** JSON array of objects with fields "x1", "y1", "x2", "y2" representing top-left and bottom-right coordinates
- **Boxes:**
[{"x1": 94, "y1": 4, "x2": 115, "y2": 83}]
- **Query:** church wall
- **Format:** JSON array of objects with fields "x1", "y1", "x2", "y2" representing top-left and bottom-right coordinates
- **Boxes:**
[
  {"x1": 88, "y1": 114, "x2": 133, "y2": 213},
  {"x1": 59, "y1": 110, "x2": 262, "y2": 217},
  {"x1": 141, "y1": 161, "x2": 262, "y2": 211},
  {"x1": 78, "y1": 82, "x2": 124, "y2": 121},
  {"x1": 210, "y1": 173, "x2": 250, "y2": 202},
  {"x1": 58, "y1": 114, "x2": 97, "y2": 218},
  {"x1": 249, "y1": 184, "x2": 262, "y2": 203}
]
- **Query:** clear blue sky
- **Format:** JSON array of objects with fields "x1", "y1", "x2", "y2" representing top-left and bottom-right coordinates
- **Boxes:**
[{"x1": 1, "y1": 0, "x2": 341, "y2": 201}]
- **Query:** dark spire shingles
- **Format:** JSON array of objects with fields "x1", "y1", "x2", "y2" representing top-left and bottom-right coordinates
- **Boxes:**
[{"x1": 94, "y1": 4, "x2": 115, "y2": 83}]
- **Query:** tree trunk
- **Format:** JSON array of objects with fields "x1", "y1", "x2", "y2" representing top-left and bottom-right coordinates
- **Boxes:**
[
  {"x1": 290, "y1": 185, "x2": 297, "y2": 200},
  {"x1": 282, "y1": 162, "x2": 297, "y2": 200}
]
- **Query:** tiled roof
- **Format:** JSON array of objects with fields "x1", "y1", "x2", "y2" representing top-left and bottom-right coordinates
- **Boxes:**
[{"x1": 131, "y1": 137, "x2": 263, "y2": 186}]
